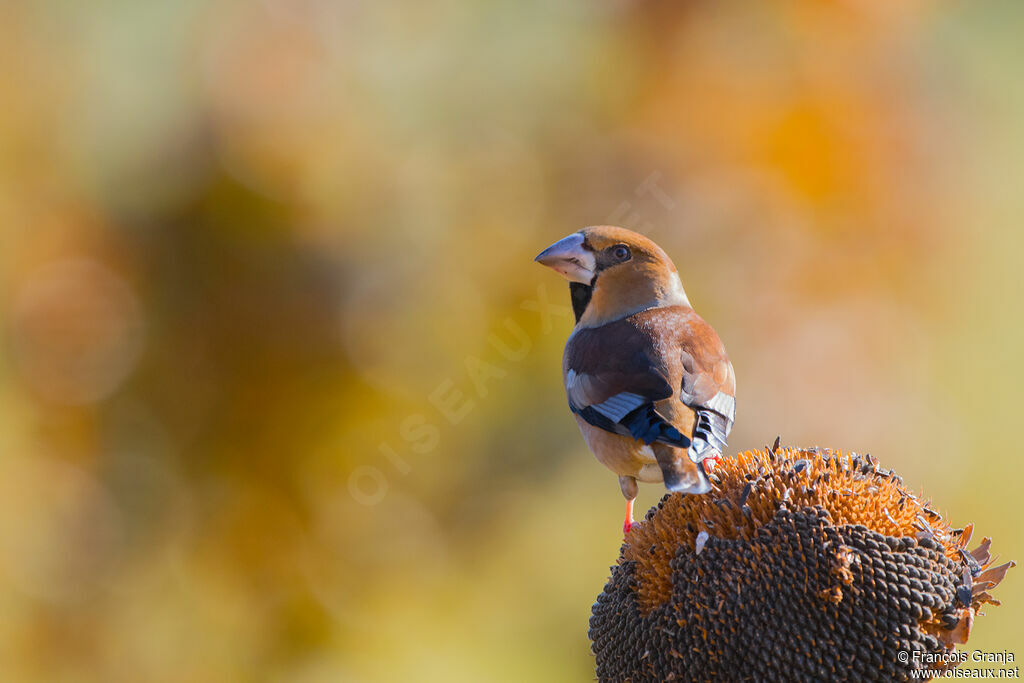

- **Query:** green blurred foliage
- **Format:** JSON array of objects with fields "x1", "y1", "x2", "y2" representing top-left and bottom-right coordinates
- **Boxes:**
[{"x1": 0, "y1": 0, "x2": 1022, "y2": 681}]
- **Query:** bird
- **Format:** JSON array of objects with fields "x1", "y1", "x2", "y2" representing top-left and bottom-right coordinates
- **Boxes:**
[{"x1": 535, "y1": 226, "x2": 736, "y2": 534}]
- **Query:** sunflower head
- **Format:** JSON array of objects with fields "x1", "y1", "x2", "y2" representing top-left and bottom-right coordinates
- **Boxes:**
[{"x1": 589, "y1": 445, "x2": 1013, "y2": 682}]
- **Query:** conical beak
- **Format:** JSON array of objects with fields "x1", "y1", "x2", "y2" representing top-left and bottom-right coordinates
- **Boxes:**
[{"x1": 534, "y1": 232, "x2": 595, "y2": 284}]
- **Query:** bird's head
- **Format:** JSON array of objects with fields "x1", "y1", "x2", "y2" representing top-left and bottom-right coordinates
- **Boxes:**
[{"x1": 535, "y1": 226, "x2": 689, "y2": 326}]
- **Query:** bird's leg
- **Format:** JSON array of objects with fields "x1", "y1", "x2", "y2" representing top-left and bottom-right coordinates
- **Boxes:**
[
  {"x1": 618, "y1": 475, "x2": 639, "y2": 534},
  {"x1": 623, "y1": 498, "x2": 635, "y2": 535}
]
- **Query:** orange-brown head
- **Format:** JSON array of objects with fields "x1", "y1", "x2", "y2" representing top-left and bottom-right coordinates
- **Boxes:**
[{"x1": 535, "y1": 226, "x2": 689, "y2": 327}]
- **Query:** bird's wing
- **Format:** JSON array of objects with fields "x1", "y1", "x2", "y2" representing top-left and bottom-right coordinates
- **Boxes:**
[
  {"x1": 563, "y1": 315, "x2": 691, "y2": 448},
  {"x1": 660, "y1": 306, "x2": 736, "y2": 457}
]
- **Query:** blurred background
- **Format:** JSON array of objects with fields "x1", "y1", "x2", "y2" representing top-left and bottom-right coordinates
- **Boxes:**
[{"x1": 1, "y1": 0, "x2": 1022, "y2": 680}]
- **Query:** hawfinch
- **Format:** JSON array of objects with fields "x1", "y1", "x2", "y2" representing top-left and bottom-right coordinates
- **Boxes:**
[{"x1": 535, "y1": 226, "x2": 736, "y2": 534}]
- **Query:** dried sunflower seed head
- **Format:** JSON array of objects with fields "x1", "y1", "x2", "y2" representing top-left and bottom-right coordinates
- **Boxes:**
[{"x1": 589, "y1": 447, "x2": 1013, "y2": 682}]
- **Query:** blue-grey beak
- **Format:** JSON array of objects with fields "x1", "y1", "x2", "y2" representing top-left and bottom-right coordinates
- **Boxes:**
[{"x1": 534, "y1": 232, "x2": 595, "y2": 284}]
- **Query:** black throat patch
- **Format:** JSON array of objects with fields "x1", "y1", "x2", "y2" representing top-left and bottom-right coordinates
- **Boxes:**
[{"x1": 569, "y1": 281, "x2": 593, "y2": 323}]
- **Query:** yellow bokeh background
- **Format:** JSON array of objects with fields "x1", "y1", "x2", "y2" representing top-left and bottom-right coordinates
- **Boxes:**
[{"x1": 1, "y1": 1, "x2": 1021, "y2": 681}]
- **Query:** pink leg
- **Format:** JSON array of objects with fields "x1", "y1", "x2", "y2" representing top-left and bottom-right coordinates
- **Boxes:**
[{"x1": 619, "y1": 476, "x2": 639, "y2": 535}]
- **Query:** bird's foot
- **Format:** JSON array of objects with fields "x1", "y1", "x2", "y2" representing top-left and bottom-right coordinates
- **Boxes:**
[
  {"x1": 702, "y1": 453, "x2": 722, "y2": 472},
  {"x1": 623, "y1": 518, "x2": 643, "y2": 534}
]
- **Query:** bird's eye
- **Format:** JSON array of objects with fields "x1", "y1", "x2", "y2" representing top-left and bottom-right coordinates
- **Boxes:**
[{"x1": 612, "y1": 245, "x2": 631, "y2": 261}]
